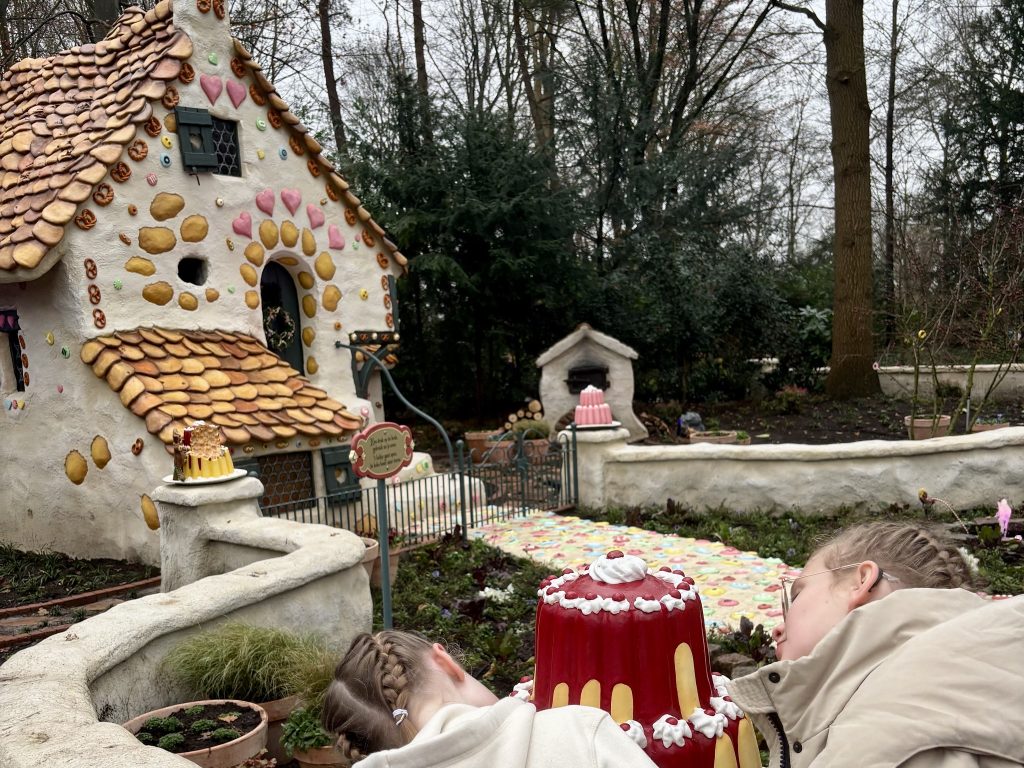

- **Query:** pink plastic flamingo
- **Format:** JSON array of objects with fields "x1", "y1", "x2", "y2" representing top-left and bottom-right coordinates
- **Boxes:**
[{"x1": 996, "y1": 498, "x2": 1013, "y2": 538}]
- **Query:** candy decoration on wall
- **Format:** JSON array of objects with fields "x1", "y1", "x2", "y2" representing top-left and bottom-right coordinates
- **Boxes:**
[
  {"x1": 256, "y1": 188, "x2": 275, "y2": 215},
  {"x1": 306, "y1": 204, "x2": 324, "y2": 229},
  {"x1": 231, "y1": 57, "x2": 246, "y2": 77},
  {"x1": 232, "y1": 211, "x2": 253, "y2": 238},
  {"x1": 208, "y1": 52, "x2": 219, "y2": 65},
  {"x1": 92, "y1": 183, "x2": 114, "y2": 206},
  {"x1": 75, "y1": 209, "x2": 97, "y2": 230},
  {"x1": 200, "y1": 74, "x2": 223, "y2": 104},
  {"x1": 327, "y1": 224, "x2": 344, "y2": 250},
  {"x1": 45, "y1": 332, "x2": 54, "y2": 345},
  {"x1": 227, "y1": 79, "x2": 246, "y2": 108},
  {"x1": 127, "y1": 139, "x2": 148, "y2": 161},
  {"x1": 110, "y1": 161, "x2": 132, "y2": 182},
  {"x1": 60, "y1": 345, "x2": 70, "y2": 358},
  {"x1": 281, "y1": 188, "x2": 301, "y2": 215},
  {"x1": 65, "y1": 450, "x2": 88, "y2": 485},
  {"x1": 179, "y1": 62, "x2": 195, "y2": 84},
  {"x1": 141, "y1": 494, "x2": 159, "y2": 530},
  {"x1": 91, "y1": 435, "x2": 111, "y2": 469}
]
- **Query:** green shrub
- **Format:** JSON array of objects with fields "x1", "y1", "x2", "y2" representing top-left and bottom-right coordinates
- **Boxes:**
[
  {"x1": 161, "y1": 623, "x2": 333, "y2": 703},
  {"x1": 189, "y1": 719, "x2": 219, "y2": 734},
  {"x1": 136, "y1": 732, "x2": 155, "y2": 745},
  {"x1": 281, "y1": 707, "x2": 333, "y2": 757},
  {"x1": 142, "y1": 716, "x2": 183, "y2": 735},
  {"x1": 156, "y1": 732, "x2": 186, "y2": 751},
  {"x1": 183, "y1": 705, "x2": 205, "y2": 717},
  {"x1": 512, "y1": 419, "x2": 551, "y2": 439},
  {"x1": 209, "y1": 727, "x2": 242, "y2": 744}
]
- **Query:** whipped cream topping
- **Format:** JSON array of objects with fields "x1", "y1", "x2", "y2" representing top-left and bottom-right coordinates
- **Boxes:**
[
  {"x1": 659, "y1": 589, "x2": 694, "y2": 612},
  {"x1": 711, "y1": 673, "x2": 730, "y2": 698},
  {"x1": 620, "y1": 720, "x2": 648, "y2": 750},
  {"x1": 688, "y1": 707, "x2": 727, "y2": 739},
  {"x1": 633, "y1": 595, "x2": 662, "y2": 613},
  {"x1": 653, "y1": 715, "x2": 693, "y2": 748},
  {"x1": 510, "y1": 677, "x2": 534, "y2": 702},
  {"x1": 589, "y1": 551, "x2": 647, "y2": 584},
  {"x1": 710, "y1": 696, "x2": 744, "y2": 720}
]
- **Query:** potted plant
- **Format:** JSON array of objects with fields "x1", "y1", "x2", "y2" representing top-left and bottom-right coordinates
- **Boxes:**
[
  {"x1": 371, "y1": 528, "x2": 404, "y2": 588},
  {"x1": 463, "y1": 429, "x2": 502, "y2": 462},
  {"x1": 512, "y1": 418, "x2": 552, "y2": 464},
  {"x1": 360, "y1": 536, "x2": 380, "y2": 581},
  {"x1": 971, "y1": 414, "x2": 1011, "y2": 432},
  {"x1": 688, "y1": 429, "x2": 739, "y2": 445},
  {"x1": 903, "y1": 413, "x2": 952, "y2": 439},
  {"x1": 282, "y1": 706, "x2": 347, "y2": 768},
  {"x1": 124, "y1": 699, "x2": 268, "y2": 767},
  {"x1": 735, "y1": 430, "x2": 752, "y2": 445},
  {"x1": 161, "y1": 623, "x2": 331, "y2": 764}
]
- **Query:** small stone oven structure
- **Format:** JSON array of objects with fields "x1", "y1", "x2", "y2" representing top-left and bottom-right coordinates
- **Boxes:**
[{"x1": 537, "y1": 324, "x2": 647, "y2": 440}]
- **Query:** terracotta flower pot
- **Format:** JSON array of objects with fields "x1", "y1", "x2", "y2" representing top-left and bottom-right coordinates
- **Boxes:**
[
  {"x1": 360, "y1": 537, "x2": 380, "y2": 581},
  {"x1": 123, "y1": 699, "x2": 268, "y2": 768},
  {"x1": 971, "y1": 422, "x2": 1010, "y2": 432},
  {"x1": 370, "y1": 548, "x2": 401, "y2": 588},
  {"x1": 260, "y1": 694, "x2": 299, "y2": 766},
  {"x1": 904, "y1": 415, "x2": 952, "y2": 439},
  {"x1": 464, "y1": 430, "x2": 500, "y2": 462},
  {"x1": 689, "y1": 430, "x2": 738, "y2": 445},
  {"x1": 292, "y1": 743, "x2": 349, "y2": 768}
]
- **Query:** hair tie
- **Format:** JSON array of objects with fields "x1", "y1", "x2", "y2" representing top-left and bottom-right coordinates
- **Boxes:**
[{"x1": 392, "y1": 708, "x2": 409, "y2": 726}]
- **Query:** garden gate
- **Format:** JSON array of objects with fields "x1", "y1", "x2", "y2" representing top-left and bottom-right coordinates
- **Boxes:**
[{"x1": 259, "y1": 345, "x2": 577, "y2": 543}]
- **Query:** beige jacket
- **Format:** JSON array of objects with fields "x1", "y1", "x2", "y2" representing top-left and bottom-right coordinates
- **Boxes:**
[
  {"x1": 727, "y1": 589, "x2": 1024, "y2": 768},
  {"x1": 358, "y1": 696, "x2": 657, "y2": 768}
]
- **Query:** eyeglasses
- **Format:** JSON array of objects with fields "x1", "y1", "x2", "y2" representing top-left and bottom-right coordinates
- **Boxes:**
[{"x1": 780, "y1": 563, "x2": 900, "y2": 618}]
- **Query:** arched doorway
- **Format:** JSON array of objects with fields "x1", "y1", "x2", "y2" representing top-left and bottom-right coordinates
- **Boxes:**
[{"x1": 260, "y1": 261, "x2": 304, "y2": 374}]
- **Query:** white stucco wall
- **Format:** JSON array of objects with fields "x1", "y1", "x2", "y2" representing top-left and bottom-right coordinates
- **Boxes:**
[
  {"x1": 572, "y1": 427, "x2": 1024, "y2": 513},
  {"x1": 0, "y1": 0, "x2": 404, "y2": 561},
  {"x1": 0, "y1": 476, "x2": 371, "y2": 768},
  {"x1": 877, "y1": 364, "x2": 1024, "y2": 403}
]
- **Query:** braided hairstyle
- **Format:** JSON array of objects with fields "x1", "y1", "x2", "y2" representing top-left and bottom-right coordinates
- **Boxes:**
[
  {"x1": 817, "y1": 521, "x2": 979, "y2": 590},
  {"x1": 321, "y1": 630, "x2": 434, "y2": 763}
]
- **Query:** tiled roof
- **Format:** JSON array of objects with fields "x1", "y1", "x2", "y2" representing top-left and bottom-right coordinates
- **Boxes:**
[
  {"x1": 0, "y1": 2, "x2": 406, "y2": 280},
  {"x1": 0, "y1": 2, "x2": 191, "y2": 273},
  {"x1": 80, "y1": 328, "x2": 364, "y2": 447}
]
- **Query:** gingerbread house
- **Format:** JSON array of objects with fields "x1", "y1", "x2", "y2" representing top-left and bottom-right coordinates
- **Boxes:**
[{"x1": 0, "y1": 0, "x2": 405, "y2": 563}]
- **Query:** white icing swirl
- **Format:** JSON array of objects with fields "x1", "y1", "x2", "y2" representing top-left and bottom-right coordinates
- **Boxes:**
[
  {"x1": 633, "y1": 596, "x2": 662, "y2": 613},
  {"x1": 559, "y1": 594, "x2": 586, "y2": 610},
  {"x1": 589, "y1": 553, "x2": 647, "y2": 584},
  {"x1": 575, "y1": 595, "x2": 605, "y2": 615},
  {"x1": 688, "y1": 707, "x2": 727, "y2": 739},
  {"x1": 711, "y1": 673, "x2": 730, "y2": 698},
  {"x1": 659, "y1": 591, "x2": 692, "y2": 611},
  {"x1": 543, "y1": 590, "x2": 564, "y2": 605},
  {"x1": 510, "y1": 678, "x2": 534, "y2": 702},
  {"x1": 600, "y1": 596, "x2": 630, "y2": 614},
  {"x1": 621, "y1": 720, "x2": 648, "y2": 750},
  {"x1": 651, "y1": 570, "x2": 694, "y2": 590},
  {"x1": 652, "y1": 715, "x2": 692, "y2": 748},
  {"x1": 710, "y1": 696, "x2": 744, "y2": 720}
]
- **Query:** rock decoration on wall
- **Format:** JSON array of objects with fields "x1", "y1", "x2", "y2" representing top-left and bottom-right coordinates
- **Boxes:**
[
  {"x1": 79, "y1": 327, "x2": 364, "y2": 451},
  {"x1": 0, "y1": 2, "x2": 192, "y2": 280}
]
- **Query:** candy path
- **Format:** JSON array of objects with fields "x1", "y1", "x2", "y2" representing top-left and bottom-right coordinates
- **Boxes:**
[{"x1": 471, "y1": 510, "x2": 801, "y2": 631}]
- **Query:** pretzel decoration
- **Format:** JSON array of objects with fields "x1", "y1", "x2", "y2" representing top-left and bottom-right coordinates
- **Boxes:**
[
  {"x1": 363, "y1": 229, "x2": 376, "y2": 247},
  {"x1": 92, "y1": 309, "x2": 106, "y2": 329},
  {"x1": 196, "y1": 0, "x2": 211, "y2": 12},
  {"x1": 289, "y1": 135, "x2": 305, "y2": 155},
  {"x1": 145, "y1": 117, "x2": 162, "y2": 137},
  {"x1": 92, "y1": 183, "x2": 114, "y2": 206},
  {"x1": 110, "y1": 162, "x2": 132, "y2": 183},
  {"x1": 307, "y1": 159, "x2": 320, "y2": 177},
  {"x1": 325, "y1": 182, "x2": 339, "y2": 202},
  {"x1": 230, "y1": 58, "x2": 246, "y2": 78},
  {"x1": 84, "y1": 258, "x2": 98, "y2": 279},
  {"x1": 75, "y1": 209, "x2": 97, "y2": 230},
  {"x1": 213, "y1": 0, "x2": 225, "y2": 19},
  {"x1": 267, "y1": 109, "x2": 282, "y2": 129},
  {"x1": 249, "y1": 85, "x2": 266, "y2": 106},
  {"x1": 380, "y1": 275, "x2": 389, "y2": 291},
  {"x1": 119, "y1": 233, "x2": 131, "y2": 245},
  {"x1": 178, "y1": 62, "x2": 195, "y2": 84},
  {"x1": 131, "y1": 438, "x2": 145, "y2": 456},
  {"x1": 22, "y1": 372, "x2": 29, "y2": 386},
  {"x1": 128, "y1": 204, "x2": 138, "y2": 216},
  {"x1": 344, "y1": 208, "x2": 357, "y2": 226},
  {"x1": 161, "y1": 86, "x2": 180, "y2": 110},
  {"x1": 385, "y1": 312, "x2": 394, "y2": 328},
  {"x1": 127, "y1": 139, "x2": 149, "y2": 162},
  {"x1": 376, "y1": 252, "x2": 389, "y2": 269},
  {"x1": 383, "y1": 294, "x2": 392, "y2": 309},
  {"x1": 88, "y1": 284, "x2": 102, "y2": 305}
]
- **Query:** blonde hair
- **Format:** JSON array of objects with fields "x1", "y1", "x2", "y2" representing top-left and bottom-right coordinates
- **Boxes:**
[
  {"x1": 816, "y1": 521, "x2": 978, "y2": 590},
  {"x1": 321, "y1": 630, "x2": 434, "y2": 763}
]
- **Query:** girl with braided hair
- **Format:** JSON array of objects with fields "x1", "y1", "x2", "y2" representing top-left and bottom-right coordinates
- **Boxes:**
[
  {"x1": 726, "y1": 521, "x2": 1024, "y2": 768},
  {"x1": 322, "y1": 629, "x2": 656, "y2": 767}
]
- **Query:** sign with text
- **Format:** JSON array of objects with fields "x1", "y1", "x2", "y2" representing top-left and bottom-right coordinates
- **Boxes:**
[{"x1": 349, "y1": 422, "x2": 415, "y2": 480}]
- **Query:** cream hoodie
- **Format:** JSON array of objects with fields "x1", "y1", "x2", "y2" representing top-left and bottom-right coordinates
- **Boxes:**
[
  {"x1": 356, "y1": 696, "x2": 657, "y2": 768},
  {"x1": 726, "y1": 589, "x2": 1024, "y2": 768}
]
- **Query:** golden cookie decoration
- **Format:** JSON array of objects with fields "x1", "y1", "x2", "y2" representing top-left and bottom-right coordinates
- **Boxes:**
[
  {"x1": 302, "y1": 295, "x2": 317, "y2": 318},
  {"x1": 281, "y1": 220, "x2": 299, "y2": 247},
  {"x1": 322, "y1": 285, "x2": 341, "y2": 311},
  {"x1": 302, "y1": 327, "x2": 316, "y2": 346},
  {"x1": 244, "y1": 242, "x2": 265, "y2": 266},
  {"x1": 90, "y1": 435, "x2": 111, "y2": 469},
  {"x1": 205, "y1": 288, "x2": 220, "y2": 302},
  {"x1": 306, "y1": 356, "x2": 318, "y2": 374},
  {"x1": 126, "y1": 256, "x2": 156, "y2": 276},
  {"x1": 141, "y1": 494, "x2": 159, "y2": 530},
  {"x1": 65, "y1": 450, "x2": 88, "y2": 485},
  {"x1": 143, "y1": 281, "x2": 174, "y2": 305},
  {"x1": 315, "y1": 251, "x2": 336, "y2": 280},
  {"x1": 301, "y1": 228, "x2": 316, "y2": 256},
  {"x1": 151, "y1": 192, "x2": 185, "y2": 221},
  {"x1": 297, "y1": 271, "x2": 314, "y2": 290},
  {"x1": 240, "y1": 264, "x2": 258, "y2": 286},
  {"x1": 259, "y1": 220, "x2": 279, "y2": 248},
  {"x1": 245, "y1": 290, "x2": 260, "y2": 309},
  {"x1": 178, "y1": 292, "x2": 199, "y2": 310},
  {"x1": 180, "y1": 214, "x2": 209, "y2": 242},
  {"x1": 139, "y1": 227, "x2": 176, "y2": 254}
]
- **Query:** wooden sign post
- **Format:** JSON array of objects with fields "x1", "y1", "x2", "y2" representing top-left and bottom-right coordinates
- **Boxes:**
[{"x1": 349, "y1": 422, "x2": 414, "y2": 628}]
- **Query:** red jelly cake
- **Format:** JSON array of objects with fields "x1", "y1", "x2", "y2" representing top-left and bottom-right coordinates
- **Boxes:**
[{"x1": 531, "y1": 550, "x2": 761, "y2": 768}]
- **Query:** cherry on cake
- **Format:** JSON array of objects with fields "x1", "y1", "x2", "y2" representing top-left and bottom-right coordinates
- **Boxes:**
[
  {"x1": 574, "y1": 385, "x2": 614, "y2": 426},
  {"x1": 530, "y1": 550, "x2": 761, "y2": 768}
]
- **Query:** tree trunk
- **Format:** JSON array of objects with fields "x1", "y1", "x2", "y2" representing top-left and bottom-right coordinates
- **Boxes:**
[
  {"x1": 318, "y1": 0, "x2": 349, "y2": 163},
  {"x1": 823, "y1": 0, "x2": 879, "y2": 398},
  {"x1": 882, "y1": 0, "x2": 898, "y2": 345},
  {"x1": 411, "y1": 0, "x2": 433, "y2": 143}
]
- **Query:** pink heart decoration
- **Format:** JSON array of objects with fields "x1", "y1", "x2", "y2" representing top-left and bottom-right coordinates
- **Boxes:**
[
  {"x1": 226, "y1": 79, "x2": 247, "y2": 109},
  {"x1": 281, "y1": 188, "x2": 302, "y2": 216},
  {"x1": 232, "y1": 211, "x2": 252, "y2": 238},
  {"x1": 306, "y1": 204, "x2": 325, "y2": 229},
  {"x1": 200, "y1": 74, "x2": 223, "y2": 105},
  {"x1": 328, "y1": 224, "x2": 345, "y2": 250},
  {"x1": 255, "y1": 188, "x2": 275, "y2": 216}
]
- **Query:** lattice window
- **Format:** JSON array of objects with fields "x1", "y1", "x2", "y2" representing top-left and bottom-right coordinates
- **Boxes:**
[
  {"x1": 256, "y1": 451, "x2": 314, "y2": 507},
  {"x1": 211, "y1": 117, "x2": 241, "y2": 176},
  {"x1": 175, "y1": 107, "x2": 240, "y2": 177}
]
